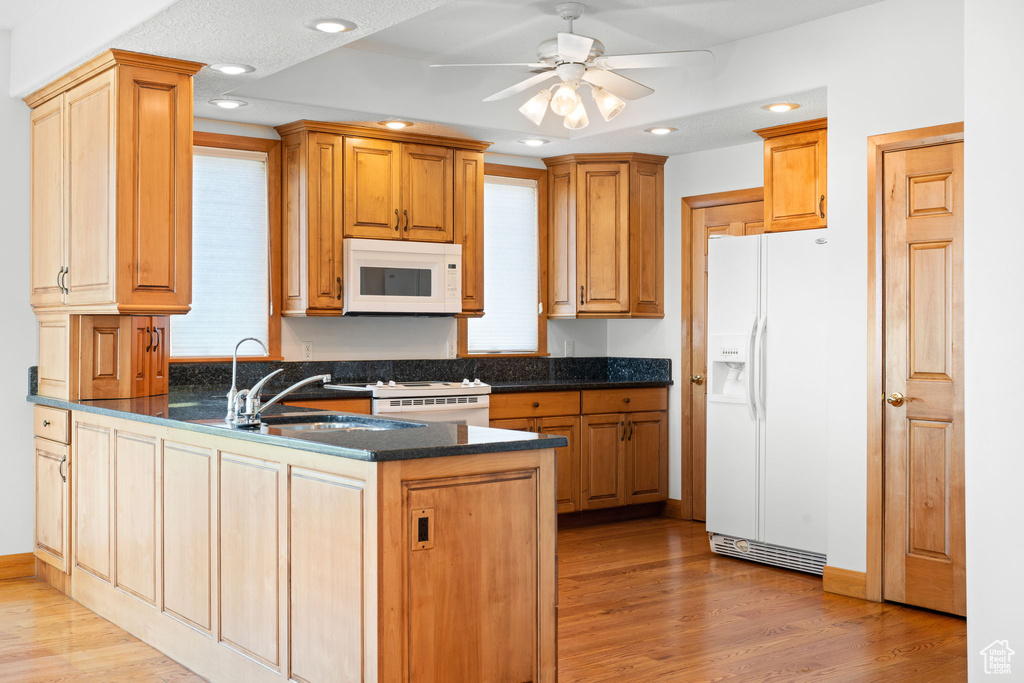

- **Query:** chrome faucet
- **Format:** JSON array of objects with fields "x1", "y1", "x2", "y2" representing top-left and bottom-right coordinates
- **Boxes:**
[
  {"x1": 226, "y1": 337, "x2": 268, "y2": 420},
  {"x1": 227, "y1": 371, "x2": 333, "y2": 427}
]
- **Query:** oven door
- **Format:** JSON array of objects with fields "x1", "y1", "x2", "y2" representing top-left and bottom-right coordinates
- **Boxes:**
[
  {"x1": 372, "y1": 395, "x2": 490, "y2": 428},
  {"x1": 343, "y1": 238, "x2": 461, "y2": 314}
]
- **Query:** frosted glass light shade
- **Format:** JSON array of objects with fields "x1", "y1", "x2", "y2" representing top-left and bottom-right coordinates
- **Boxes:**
[
  {"x1": 563, "y1": 101, "x2": 589, "y2": 130},
  {"x1": 519, "y1": 89, "x2": 552, "y2": 125},
  {"x1": 591, "y1": 86, "x2": 625, "y2": 121},
  {"x1": 550, "y1": 83, "x2": 581, "y2": 117}
]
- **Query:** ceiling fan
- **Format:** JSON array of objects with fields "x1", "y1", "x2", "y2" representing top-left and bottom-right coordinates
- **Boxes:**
[{"x1": 430, "y1": 2, "x2": 714, "y2": 130}]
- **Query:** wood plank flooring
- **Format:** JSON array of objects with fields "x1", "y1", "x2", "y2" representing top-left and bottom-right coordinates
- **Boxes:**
[{"x1": 0, "y1": 518, "x2": 966, "y2": 681}]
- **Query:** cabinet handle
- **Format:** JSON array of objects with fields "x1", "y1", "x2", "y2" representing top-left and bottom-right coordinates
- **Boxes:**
[
  {"x1": 628, "y1": 420, "x2": 634, "y2": 441},
  {"x1": 42, "y1": 420, "x2": 51, "y2": 427},
  {"x1": 146, "y1": 326, "x2": 152, "y2": 352},
  {"x1": 819, "y1": 194, "x2": 825, "y2": 219},
  {"x1": 152, "y1": 328, "x2": 160, "y2": 352},
  {"x1": 58, "y1": 267, "x2": 67, "y2": 295},
  {"x1": 620, "y1": 420, "x2": 626, "y2": 441},
  {"x1": 58, "y1": 453, "x2": 67, "y2": 483},
  {"x1": 337, "y1": 276, "x2": 343, "y2": 300},
  {"x1": 394, "y1": 209, "x2": 400, "y2": 231},
  {"x1": 403, "y1": 209, "x2": 409, "y2": 232},
  {"x1": 580, "y1": 285, "x2": 585, "y2": 306},
  {"x1": 533, "y1": 401, "x2": 540, "y2": 408}
]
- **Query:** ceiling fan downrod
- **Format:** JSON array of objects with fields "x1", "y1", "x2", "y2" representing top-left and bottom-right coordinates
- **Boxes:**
[{"x1": 555, "y1": 2, "x2": 586, "y2": 34}]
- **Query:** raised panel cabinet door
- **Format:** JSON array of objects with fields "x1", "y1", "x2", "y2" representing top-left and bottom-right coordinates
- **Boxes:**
[
  {"x1": 883, "y1": 142, "x2": 965, "y2": 616},
  {"x1": 75, "y1": 421, "x2": 113, "y2": 582},
  {"x1": 37, "y1": 313, "x2": 75, "y2": 400},
  {"x1": 147, "y1": 316, "x2": 169, "y2": 395},
  {"x1": 307, "y1": 133, "x2": 345, "y2": 310},
  {"x1": 539, "y1": 416, "x2": 581, "y2": 513},
  {"x1": 625, "y1": 411, "x2": 668, "y2": 504},
  {"x1": 547, "y1": 163, "x2": 577, "y2": 318},
  {"x1": 116, "y1": 65, "x2": 194, "y2": 312},
  {"x1": 454, "y1": 150, "x2": 484, "y2": 314},
  {"x1": 30, "y1": 95, "x2": 66, "y2": 307},
  {"x1": 114, "y1": 430, "x2": 159, "y2": 605},
  {"x1": 280, "y1": 132, "x2": 308, "y2": 315},
  {"x1": 34, "y1": 437, "x2": 69, "y2": 572},
  {"x1": 764, "y1": 128, "x2": 827, "y2": 232},
  {"x1": 78, "y1": 314, "x2": 133, "y2": 400},
  {"x1": 581, "y1": 413, "x2": 626, "y2": 509},
  {"x1": 629, "y1": 161, "x2": 665, "y2": 317},
  {"x1": 64, "y1": 70, "x2": 117, "y2": 308},
  {"x1": 577, "y1": 162, "x2": 630, "y2": 315},
  {"x1": 344, "y1": 137, "x2": 401, "y2": 240},
  {"x1": 407, "y1": 469, "x2": 540, "y2": 683},
  {"x1": 401, "y1": 143, "x2": 454, "y2": 242}
]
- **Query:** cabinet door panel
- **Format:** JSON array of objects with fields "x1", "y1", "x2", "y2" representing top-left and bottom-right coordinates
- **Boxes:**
[
  {"x1": 577, "y1": 163, "x2": 629, "y2": 314},
  {"x1": 77, "y1": 314, "x2": 132, "y2": 400},
  {"x1": 65, "y1": 71, "x2": 116, "y2": 307},
  {"x1": 547, "y1": 163, "x2": 577, "y2": 317},
  {"x1": 280, "y1": 133, "x2": 307, "y2": 315},
  {"x1": 148, "y1": 317, "x2": 169, "y2": 395},
  {"x1": 764, "y1": 129, "x2": 827, "y2": 232},
  {"x1": 402, "y1": 143, "x2": 453, "y2": 242},
  {"x1": 35, "y1": 438, "x2": 69, "y2": 572},
  {"x1": 454, "y1": 150, "x2": 484, "y2": 313},
  {"x1": 30, "y1": 96, "x2": 66, "y2": 307},
  {"x1": 114, "y1": 430, "x2": 158, "y2": 604},
  {"x1": 344, "y1": 137, "x2": 400, "y2": 239},
  {"x1": 308, "y1": 133, "x2": 344, "y2": 309},
  {"x1": 539, "y1": 416, "x2": 581, "y2": 513},
  {"x1": 630, "y1": 162, "x2": 664, "y2": 317},
  {"x1": 581, "y1": 413, "x2": 625, "y2": 509},
  {"x1": 489, "y1": 418, "x2": 535, "y2": 431},
  {"x1": 75, "y1": 421, "x2": 112, "y2": 581},
  {"x1": 625, "y1": 411, "x2": 668, "y2": 504}
]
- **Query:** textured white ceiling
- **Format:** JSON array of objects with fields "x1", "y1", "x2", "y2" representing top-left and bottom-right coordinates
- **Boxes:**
[{"x1": 0, "y1": 0, "x2": 52, "y2": 29}]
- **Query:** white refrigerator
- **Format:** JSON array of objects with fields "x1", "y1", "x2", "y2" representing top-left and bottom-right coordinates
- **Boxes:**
[{"x1": 705, "y1": 229, "x2": 828, "y2": 574}]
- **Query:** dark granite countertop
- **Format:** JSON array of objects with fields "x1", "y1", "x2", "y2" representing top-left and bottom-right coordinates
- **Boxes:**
[
  {"x1": 488, "y1": 379, "x2": 672, "y2": 393},
  {"x1": 27, "y1": 390, "x2": 567, "y2": 462}
]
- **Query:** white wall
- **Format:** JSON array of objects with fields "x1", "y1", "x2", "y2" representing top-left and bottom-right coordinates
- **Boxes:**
[
  {"x1": 607, "y1": 0, "x2": 964, "y2": 572},
  {"x1": 0, "y1": 30, "x2": 37, "y2": 554},
  {"x1": 964, "y1": 1, "x2": 1024, "y2": 678}
]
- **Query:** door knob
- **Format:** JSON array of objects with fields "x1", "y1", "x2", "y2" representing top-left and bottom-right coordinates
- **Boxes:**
[
  {"x1": 690, "y1": 374, "x2": 704, "y2": 385},
  {"x1": 885, "y1": 392, "x2": 906, "y2": 407}
]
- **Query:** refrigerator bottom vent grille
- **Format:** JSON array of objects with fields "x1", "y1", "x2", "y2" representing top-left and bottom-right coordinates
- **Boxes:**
[{"x1": 708, "y1": 534, "x2": 825, "y2": 576}]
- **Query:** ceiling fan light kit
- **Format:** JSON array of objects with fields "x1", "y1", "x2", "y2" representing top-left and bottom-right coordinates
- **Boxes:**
[
  {"x1": 564, "y1": 100, "x2": 589, "y2": 130},
  {"x1": 551, "y1": 82, "x2": 582, "y2": 117},
  {"x1": 591, "y1": 85, "x2": 625, "y2": 121},
  {"x1": 519, "y1": 89, "x2": 552, "y2": 125}
]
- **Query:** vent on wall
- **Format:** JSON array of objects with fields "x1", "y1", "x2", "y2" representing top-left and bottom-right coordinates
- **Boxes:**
[{"x1": 708, "y1": 533, "x2": 826, "y2": 576}]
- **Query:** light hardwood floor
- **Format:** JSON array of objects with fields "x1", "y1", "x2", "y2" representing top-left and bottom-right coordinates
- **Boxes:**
[{"x1": 0, "y1": 518, "x2": 966, "y2": 681}]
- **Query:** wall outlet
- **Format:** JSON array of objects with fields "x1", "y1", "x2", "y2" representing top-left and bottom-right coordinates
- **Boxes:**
[
  {"x1": 446, "y1": 340, "x2": 457, "y2": 359},
  {"x1": 564, "y1": 340, "x2": 575, "y2": 357},
  {"x1": 300, "y1": 341, "x2": 314, "y2": 360}
]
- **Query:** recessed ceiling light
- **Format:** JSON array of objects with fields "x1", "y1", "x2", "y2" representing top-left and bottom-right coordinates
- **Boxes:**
[
  {"x1": 379, "y1": 120, "x2": 412, "y2": 130},
  {"x1": 520, "y1": 138, "x2": 550, "y2": 147},
  {"x1": 762, "y1": 102, "x2": 800, "y2": 113},
  {"x1": 209, "y1": 63, "x2": 255, "y2": 75},
  {"x1": 307, "y1": 18, "x2": 357, "y2": 33},
  {"x1": 646, "y1": 127, "x2": 677, "y2": 135},
  {"x1": 209, "y1": 98, "x2": 248, "y2": 109}
]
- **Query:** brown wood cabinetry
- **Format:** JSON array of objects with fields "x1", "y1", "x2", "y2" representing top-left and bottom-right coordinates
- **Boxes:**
[
  {"x1": 275, "y1": 121, "x2": 490, "y2": 316},
  {"x1": 78, "y1": 315, "x2": 169, "y2": 399},
  {"x1": 754, "y1": 118, "x2": 827, "y2": 233},
  {"x1": 544, "y1": 154, "x2": 666, "y2": 318},
  {"x1": 280, "y1": 397, "x2": 372, "y2": 413},
  {"x1": 25, "y1": 50, "x2": 202, "y2": 315},
  {"x1": 491, "y1": 414, "x2": 581, "y2": 513},
  {"x1": 33, "y1": 405, "x2": 71, "y2": 574}
]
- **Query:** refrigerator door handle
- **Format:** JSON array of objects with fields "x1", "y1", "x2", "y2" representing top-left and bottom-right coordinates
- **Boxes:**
[
  {"x1": 746, "y1": 315, "x2": 758, "y2": 421},
  {"x1": 754, "y1": 315, "x2": 768, "y2": 420}
]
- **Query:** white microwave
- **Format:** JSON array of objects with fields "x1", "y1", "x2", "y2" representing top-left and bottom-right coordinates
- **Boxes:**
[{"x1": 342, "y1": 238, "x2": 462, "y2": 315}]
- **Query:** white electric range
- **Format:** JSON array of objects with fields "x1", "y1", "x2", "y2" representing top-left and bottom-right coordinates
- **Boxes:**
[{"x1": 325, "y1": 379, "x2": 491, "y2": 427}]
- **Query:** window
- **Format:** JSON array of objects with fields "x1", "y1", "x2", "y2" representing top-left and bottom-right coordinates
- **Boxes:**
[
  {"x1": 171, "y1": 135, "x2": 280, "y2": 359},
  {"x1": 460, "y1": 166, "x2": 547, "y2": 356}
]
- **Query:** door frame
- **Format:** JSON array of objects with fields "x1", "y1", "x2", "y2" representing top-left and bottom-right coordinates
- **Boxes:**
[
  {"x1": 680, "y1": 187, "x2": 764, "y2": 520},
  {"x1": 865, "y1": 122, "x2": 964, "y2": 602}
]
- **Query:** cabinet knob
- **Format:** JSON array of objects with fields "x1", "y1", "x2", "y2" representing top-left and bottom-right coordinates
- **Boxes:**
[
  {"x1": 532, "y1": 401, "x2": 540, "y2": 408},
  {"x1": 624, "y1": 397, "x2": 631, "y2": 404},
  {"x1": 42, "y1": 420, "x2": 50, "y2": 427}
]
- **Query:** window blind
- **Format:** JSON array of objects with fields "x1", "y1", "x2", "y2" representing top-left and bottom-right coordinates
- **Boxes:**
[
  {"x1": 171, "y1": 147, "x2": 270, "y2": 357},
  {"x1": 467, "y1": 175, "x2": 539, "y2": 353}
]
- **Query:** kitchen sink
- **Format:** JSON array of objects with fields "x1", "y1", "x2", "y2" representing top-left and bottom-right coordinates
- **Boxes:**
[{"x1": 259, "y1": 414, "x2": 425, "y2": 432}]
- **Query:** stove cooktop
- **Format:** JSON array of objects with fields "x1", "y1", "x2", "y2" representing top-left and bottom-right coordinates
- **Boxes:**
[{"x1": 325, "y1": 379, "x2": 491, "y2": 398}]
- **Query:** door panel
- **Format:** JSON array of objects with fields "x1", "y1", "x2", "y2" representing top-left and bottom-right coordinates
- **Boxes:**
[
  {"x1": 148, "y1": 317, "x2": 169, "y2": 395},
  {"x1": 630, "y1": 162, "x2": 664, "y2": 316},
  {"x1": 114, "y1": 431, "x2": 158, "y2": 605},
  {"x1": 577, "y1": 163, "x2": 629, "y2": 314},
  {"x1": 344, "y1": 137, "x2": 400, "y2": 240},
  {"x1": 625, "y1": 411, "x2": 667, "y2": 504},
  {"x1": 402, "y1": 143, "x2": 453, "y2": 242},
  {"x1": 308, "y1": 133, "x2": 345, "y2": 309},
  {"x1": 547, "y1": 164, "x2": 577, "y2": 317},
  {"x1": 539, "y1": 416, "x2": 582, "y2": 513},
  {"x1": 75, "y1": 421, "x2": 112, "y2": 582},
  {"x1": 581, "y1": 413, "x2": 625, "y2": 509},
  {"x1": 454, "y1": 150, "x2": 485, "y2": 313},
  {"x1": 35, "y1": 438, "x2": 69, "y2": 572},
  {"x1": 882, "y1": 142, "x2": 964, "y2": 616},
  {"x1": 30, "y1": 96, "x2": 65, "y2": 307}
]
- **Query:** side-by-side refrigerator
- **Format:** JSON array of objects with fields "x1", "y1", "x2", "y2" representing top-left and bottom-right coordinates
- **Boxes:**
[{"x1": 705, "y1": 229, "x2": 828, "y2": 574}]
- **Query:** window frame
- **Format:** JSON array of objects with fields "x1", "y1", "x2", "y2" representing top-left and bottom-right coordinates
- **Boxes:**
[
  {"x1": 170, "y1": 131, "x2": 283, "y2": 363},
  {"x1": 458, "y1": 163, "x2": 548, "y2": 358}
]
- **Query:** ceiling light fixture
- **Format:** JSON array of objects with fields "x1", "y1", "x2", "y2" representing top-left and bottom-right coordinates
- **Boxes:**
[
  {"x1": 307, "y1": 18, "x2": 357, "y2": 33},
  {"x1": 563, "y1": 100, "x2": 589, "y2": 130},
  {"x1": 209, "y1": 98, "x2": 248, "y2": 109},
  {"x1": 646, "y1": 127, "x2": 677, "y2": 135},
  {"x1": 209, "y1": 63, "x2": 255, "y2": 75},
  {"x1": 763, "y1": 102, "x2": 800, "y2": 112},
  {"x1": 379, "y1": 120, "x2": 412, "y2": 130},
  {"x1": 550, "y1": 82, "x2": 582, "y2": 117},
  {"x1": 519, "y1": 89, "x2": 552, "y2": 125},
  {"x1": 590, "y1": 85, "x2": 625, "y2": 122},
  {"x1": 520, "y1": 138, "x2": 550, "y2": 147}
]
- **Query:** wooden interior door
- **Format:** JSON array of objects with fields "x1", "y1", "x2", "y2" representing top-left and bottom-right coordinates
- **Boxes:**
[
  {"x1": 882, "y1": 142, "x2": 965, "y2": 616},
  {"x1": 581, "y1": 413, "x2": 625, "y2": 509},
  {"x1": 686, "y1": 196, "x2": 764, "y2": 520},
  {"x1": 577, "y1": 162, "x2": 629, "y2": 315},
  {"x1": 401, "y1": 143, "x2": 453, "y2": 242},
  {"x1": 344, "y1": 137, "x2": 400, "y2": 239}
]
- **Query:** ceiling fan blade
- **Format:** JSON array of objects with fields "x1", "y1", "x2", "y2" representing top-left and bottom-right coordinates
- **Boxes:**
[
  {"x1": 430, "y1": 62, "x2": 549, "y2": 69},
  {"x1": 594, "y1": 50, "x2": 715, "y2": 70},
  {"x1": 483, "y1": 70, "x2": 558, "y2": 102},
  {"x1": 582, "y1": 69, "x2": 654, "y2": 100},
  {"x1": 557, "y1": 32, "x2": 595, "y2": 63}
]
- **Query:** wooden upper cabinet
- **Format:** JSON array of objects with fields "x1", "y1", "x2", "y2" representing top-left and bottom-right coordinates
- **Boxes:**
[
  {"x1": 402, "y1": 143, "x2": 453, "y2": 242},
  {"x1": 25, "y1": 50, "x2": 202, "y2": 315},
  {"x1": 344, "y1": 137, "x2": 401, "y2": 240},
  {"x1": 454, "y1": 150, "x2": 485, "y2": 316},
  {"x1": 543, "y1": 154, "x2": 666, "y2": 319},
  {"x1": 755, "y1": 118, "x2": 827, "y2": 233}
]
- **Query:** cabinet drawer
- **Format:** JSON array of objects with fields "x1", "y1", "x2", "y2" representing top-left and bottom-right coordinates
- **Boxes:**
[
  {"x1": 489, "y1": 391, "x2": 581, "y2": 420},
  {"x1": 581, "y1": 387, "x2": 667, "y2": 414},
  {"x1": 34, "y1": 405, "x2": 70, "y2": 443},
  {"x1": 280, "y1": 398, "x2": 372, "y2": 414}
]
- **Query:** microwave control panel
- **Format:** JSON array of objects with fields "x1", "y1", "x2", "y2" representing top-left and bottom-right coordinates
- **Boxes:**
[{"x1": 445, "y1": 261, "x2": 460, "y2": 298}]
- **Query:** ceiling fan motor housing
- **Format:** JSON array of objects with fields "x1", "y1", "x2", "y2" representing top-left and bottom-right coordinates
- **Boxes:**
[{"x1": 536, "y1": 36, "x2": 605, "y2": 64}]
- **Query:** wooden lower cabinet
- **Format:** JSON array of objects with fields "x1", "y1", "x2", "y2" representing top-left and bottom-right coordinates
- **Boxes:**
[
  {"x1": 58, "y1": 410, "x2": 555, "y2": 683},
  {"x1": 581, "y1": 414, "x2": 627, "y2": 509},
  {"x1": 625, "y1": 411, "x2": 669, "y2": 504},
  {"x1": 34, "y1": 436, "x2": 69, "y2": 572},
  {"x1": 491, "y1": 415, "x2": 582, "y2": 513}
]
